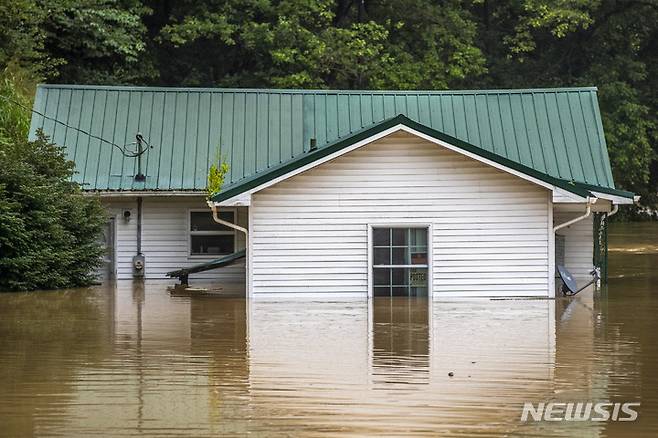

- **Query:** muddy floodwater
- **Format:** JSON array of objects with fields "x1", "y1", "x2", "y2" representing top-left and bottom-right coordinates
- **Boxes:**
[{"x1": 1, "y1": 223, "x2": 657, "y2": 437}]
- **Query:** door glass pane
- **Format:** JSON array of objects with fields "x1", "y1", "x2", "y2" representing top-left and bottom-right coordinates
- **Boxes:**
[
  {"x1": 374, "y1": 248, "x2": 390, "y2": 265},
  {"x1": 373, "y1": 268, "x2": 390, "y2": 286},
  {"x1": 391, "y1": 247, "x2": 407, "y2": 265},
  {"x1": 391, "y1": 268, "x2": 407, "y2": 286},
  {"x1": 374, "y1": 286, "x2": 391, "y2": 297},
  {"x1": 372, "y1": 227, "x2": 429, "y2": 298},
  {"x1": 392, "y1": 228, "x2": 407, "y2": 246},
  {"x1": 410, "y1": 247, "x2": 427, "y2": 265},
  {"x1": 373, "y1": 228, "x2": 390, "y2": 246}
]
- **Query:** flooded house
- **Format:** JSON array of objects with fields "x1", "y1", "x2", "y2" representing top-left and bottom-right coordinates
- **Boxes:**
[{"x1": 29, "y1": 86, "x2": 635, "y2": 298}]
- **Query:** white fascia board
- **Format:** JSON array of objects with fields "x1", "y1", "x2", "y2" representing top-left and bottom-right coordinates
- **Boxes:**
[
  {"x1": 217, "y1": 193, "x2": 251, "y2": 207},
  {"x1": 589, "y1": 191, "x2": 635, "y2": 205},
  {"x1": 215, "y1": 124, "x2": 588, "y2": 205}
]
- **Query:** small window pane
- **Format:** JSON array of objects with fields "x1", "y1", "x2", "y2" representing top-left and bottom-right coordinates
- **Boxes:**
[
  {"x1": 374, "y1": 287, "x2": 391, "y2": 297},
  {"x1": 391, "y1": 287, "x2": 407, "y2": 297},
  {"x1": 409, "y1": 228, "x2": 427, "y2": 246},
  {"x1": 191, "y1": 235, "x2": 234, "y2": 255},
  {"x1": 373, "y1": 228, "x2": 390, "y2": 246},
  {"x1": 392, "y1": 228, "x2": 407, "y2": 246},
  {"x1": 374, "y1": 248, "x2": 390, "y2": 265},
  {"x1": 391, "y1": 247, "x2": 407, "y2": 265},
  {"x1": 410, "y1": 248, "x2": 428, "y2": 265},
  {"x1": 409, "y1": 268, "x2": 427, "y2": 288},
  {"x1": 190, "y1": 211, "x2": 234, "y2": 232},
  {"x1": 391, "y1": 268, "x2": 407, "y2": 286},
  {"x1": 374, "y1": 268, "x2": 390, "y2": 286}
]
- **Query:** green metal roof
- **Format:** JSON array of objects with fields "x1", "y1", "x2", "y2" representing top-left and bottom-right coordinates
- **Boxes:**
[{"x1": 29, "y1": 84, "x2": 616, "y2": 192}]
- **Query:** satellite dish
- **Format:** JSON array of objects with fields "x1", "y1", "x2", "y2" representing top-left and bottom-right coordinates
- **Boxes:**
[
  {"x1": 557, "y1": 265, "x2": 599, "y2": 296},
  {"x1": 557, "y1": 265, "x2": 578, "y2": 295}
]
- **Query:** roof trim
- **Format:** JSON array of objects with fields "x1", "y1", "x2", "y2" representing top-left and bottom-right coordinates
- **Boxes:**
[
  {"x1": 572, "y1": 182, "x2": 634, "y2": 199},
  {"x1": 212, "y1": 115, "x2": 595, "y2": 203},
  {"x1": 37, "y1": 83, "x2": 598, "y2": 95}
]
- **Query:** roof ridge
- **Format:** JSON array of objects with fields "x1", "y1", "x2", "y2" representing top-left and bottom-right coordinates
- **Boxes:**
[{"x1": 36, "y1": 84, "x2": 598, "y2": 94}]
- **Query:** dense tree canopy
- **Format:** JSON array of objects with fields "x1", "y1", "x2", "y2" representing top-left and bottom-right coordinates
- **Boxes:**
[{"x1": 0, "y1": 0, "x2": 656, "y2": 205}]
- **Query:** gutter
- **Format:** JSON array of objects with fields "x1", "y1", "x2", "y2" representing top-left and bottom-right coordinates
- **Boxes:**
[{"x1": 553, "y1": 197, "x2": 597, "y2": 232}]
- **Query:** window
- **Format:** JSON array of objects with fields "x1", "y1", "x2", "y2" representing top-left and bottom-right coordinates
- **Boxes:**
[
  {"x1": 189, "y1": 210, "x2": 236, "y2": 256},
  {"x1": 372, "y1": 227, "x2": 428, "y2": 297}
]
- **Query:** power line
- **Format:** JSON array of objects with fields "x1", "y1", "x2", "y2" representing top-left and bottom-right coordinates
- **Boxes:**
[{"x1": 0, "y1": 93, "x2": 151, "y2": 158}]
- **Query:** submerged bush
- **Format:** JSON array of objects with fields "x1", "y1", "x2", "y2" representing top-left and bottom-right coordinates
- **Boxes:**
[{"x1": 0, "y1": 70, "x2": 106, "y2": 291}]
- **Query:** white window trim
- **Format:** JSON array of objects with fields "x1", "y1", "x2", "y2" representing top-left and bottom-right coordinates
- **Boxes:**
[
  {"x1": 188, "y1": 208, "x2": 237, "y2": 258},
  {"x1": 367, "y1": 224, "x2": 433, "y2": 299}
]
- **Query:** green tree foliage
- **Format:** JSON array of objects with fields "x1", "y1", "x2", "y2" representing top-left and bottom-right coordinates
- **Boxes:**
[
  {"x1": 0, "y1": 0, "x2": 655, "y2": 204},
  {"x1": 0, "y1": 72, "x2": 106, "y2": 291},
  {"x1": 470, "y1": 0, "x2": 657, "y2": 203},
  {"x1": 207, "y1": 160, "x2": 230, "y2": 200},
  {"x1": 0, "y1": 0, "x2": 153, "y2": 83}
]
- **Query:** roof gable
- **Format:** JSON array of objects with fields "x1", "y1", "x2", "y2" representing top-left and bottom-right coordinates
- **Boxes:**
[
  {"x1": 29, "y1": 85, "x2": 615, "y2": 192},
  {"x1": 212, "y1": 115, "x2": 597, "y2": 203}
]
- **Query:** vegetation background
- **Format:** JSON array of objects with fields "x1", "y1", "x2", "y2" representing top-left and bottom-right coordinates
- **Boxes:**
[
  {"x1": 0, "y1": 0, "x2": 657, "y2": 290},
  {"x1": 1, "y1": 0, "x2": 655, "y2": 206}
]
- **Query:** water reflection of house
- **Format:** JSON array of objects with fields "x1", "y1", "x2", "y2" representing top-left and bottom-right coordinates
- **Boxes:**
[{"x1": 246, "y1": 298, "x2": 557, "y2": 435}]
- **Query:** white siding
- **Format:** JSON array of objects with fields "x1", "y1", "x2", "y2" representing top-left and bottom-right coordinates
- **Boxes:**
[
  {"x1": 250, "y1": 132, "x2": 550, "y2": 297},
  {"x1": 554, "y1": 204, "x2": 594, "y2": 283},
  {"x1": 103, "y1": 197, "x2": 247, "y2": 282}
]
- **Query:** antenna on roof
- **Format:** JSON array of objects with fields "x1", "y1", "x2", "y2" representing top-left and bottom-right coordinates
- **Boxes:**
[{"x1": 134, "y1": 133, "x2": 148, "y2": 181}]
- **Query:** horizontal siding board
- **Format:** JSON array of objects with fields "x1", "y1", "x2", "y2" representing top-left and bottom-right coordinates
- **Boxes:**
[
  {"x1": 103, "y1": 197, "x2": 247, "y2": 282},
  {"x1": 251, "y1": 131, "x2": 549, "y2": 297}
]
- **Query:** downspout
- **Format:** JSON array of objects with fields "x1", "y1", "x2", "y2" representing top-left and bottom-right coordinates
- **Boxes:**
[
  {"x1": 137, "y1": 197, "x2": 143, "y2": 255},
  {"x1": 553, "y1": 197, "x2": 597, "y2": 232},
  {"x1": 132, "y1": 196, "x2": 145, "y2": 278},
  {"x1": 608, "y1": 204, "x2": 619, "y2": 218},
  {"x1": 207, "y1": 200, "x2": 248, "y2": 240},
  {"x1": 208, "y1": 200, "x2": 249, "y2": 292}
]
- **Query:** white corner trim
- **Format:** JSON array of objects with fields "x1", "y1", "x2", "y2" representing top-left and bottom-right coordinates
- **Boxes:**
[
  {"x1": 547, "y1": 193, "x2": 555, "y2": 298},
  {"x1": 247, "y1": 196, "x2": 254, "y2": 298},
  {"x1": 215, "y1": 124, "x2": 589, "y2": 206}
]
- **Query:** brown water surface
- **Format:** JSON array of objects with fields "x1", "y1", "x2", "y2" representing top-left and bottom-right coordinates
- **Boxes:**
[{"x1": 0, "y1": 223, "x2": 657, "y2": 437}]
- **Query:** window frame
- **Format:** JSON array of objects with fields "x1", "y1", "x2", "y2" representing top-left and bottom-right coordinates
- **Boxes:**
[
  {"x1": 367, "y1": 224, "x2": 433, "y2": 298},
  {"x1": 188, "y1": 208, "x2": 237, "y2": 258}
]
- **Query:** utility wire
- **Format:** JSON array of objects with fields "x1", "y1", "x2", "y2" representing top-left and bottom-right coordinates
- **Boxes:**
[{"x1": 0, "y1": 93, "x2": 151, "y2": 158}]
